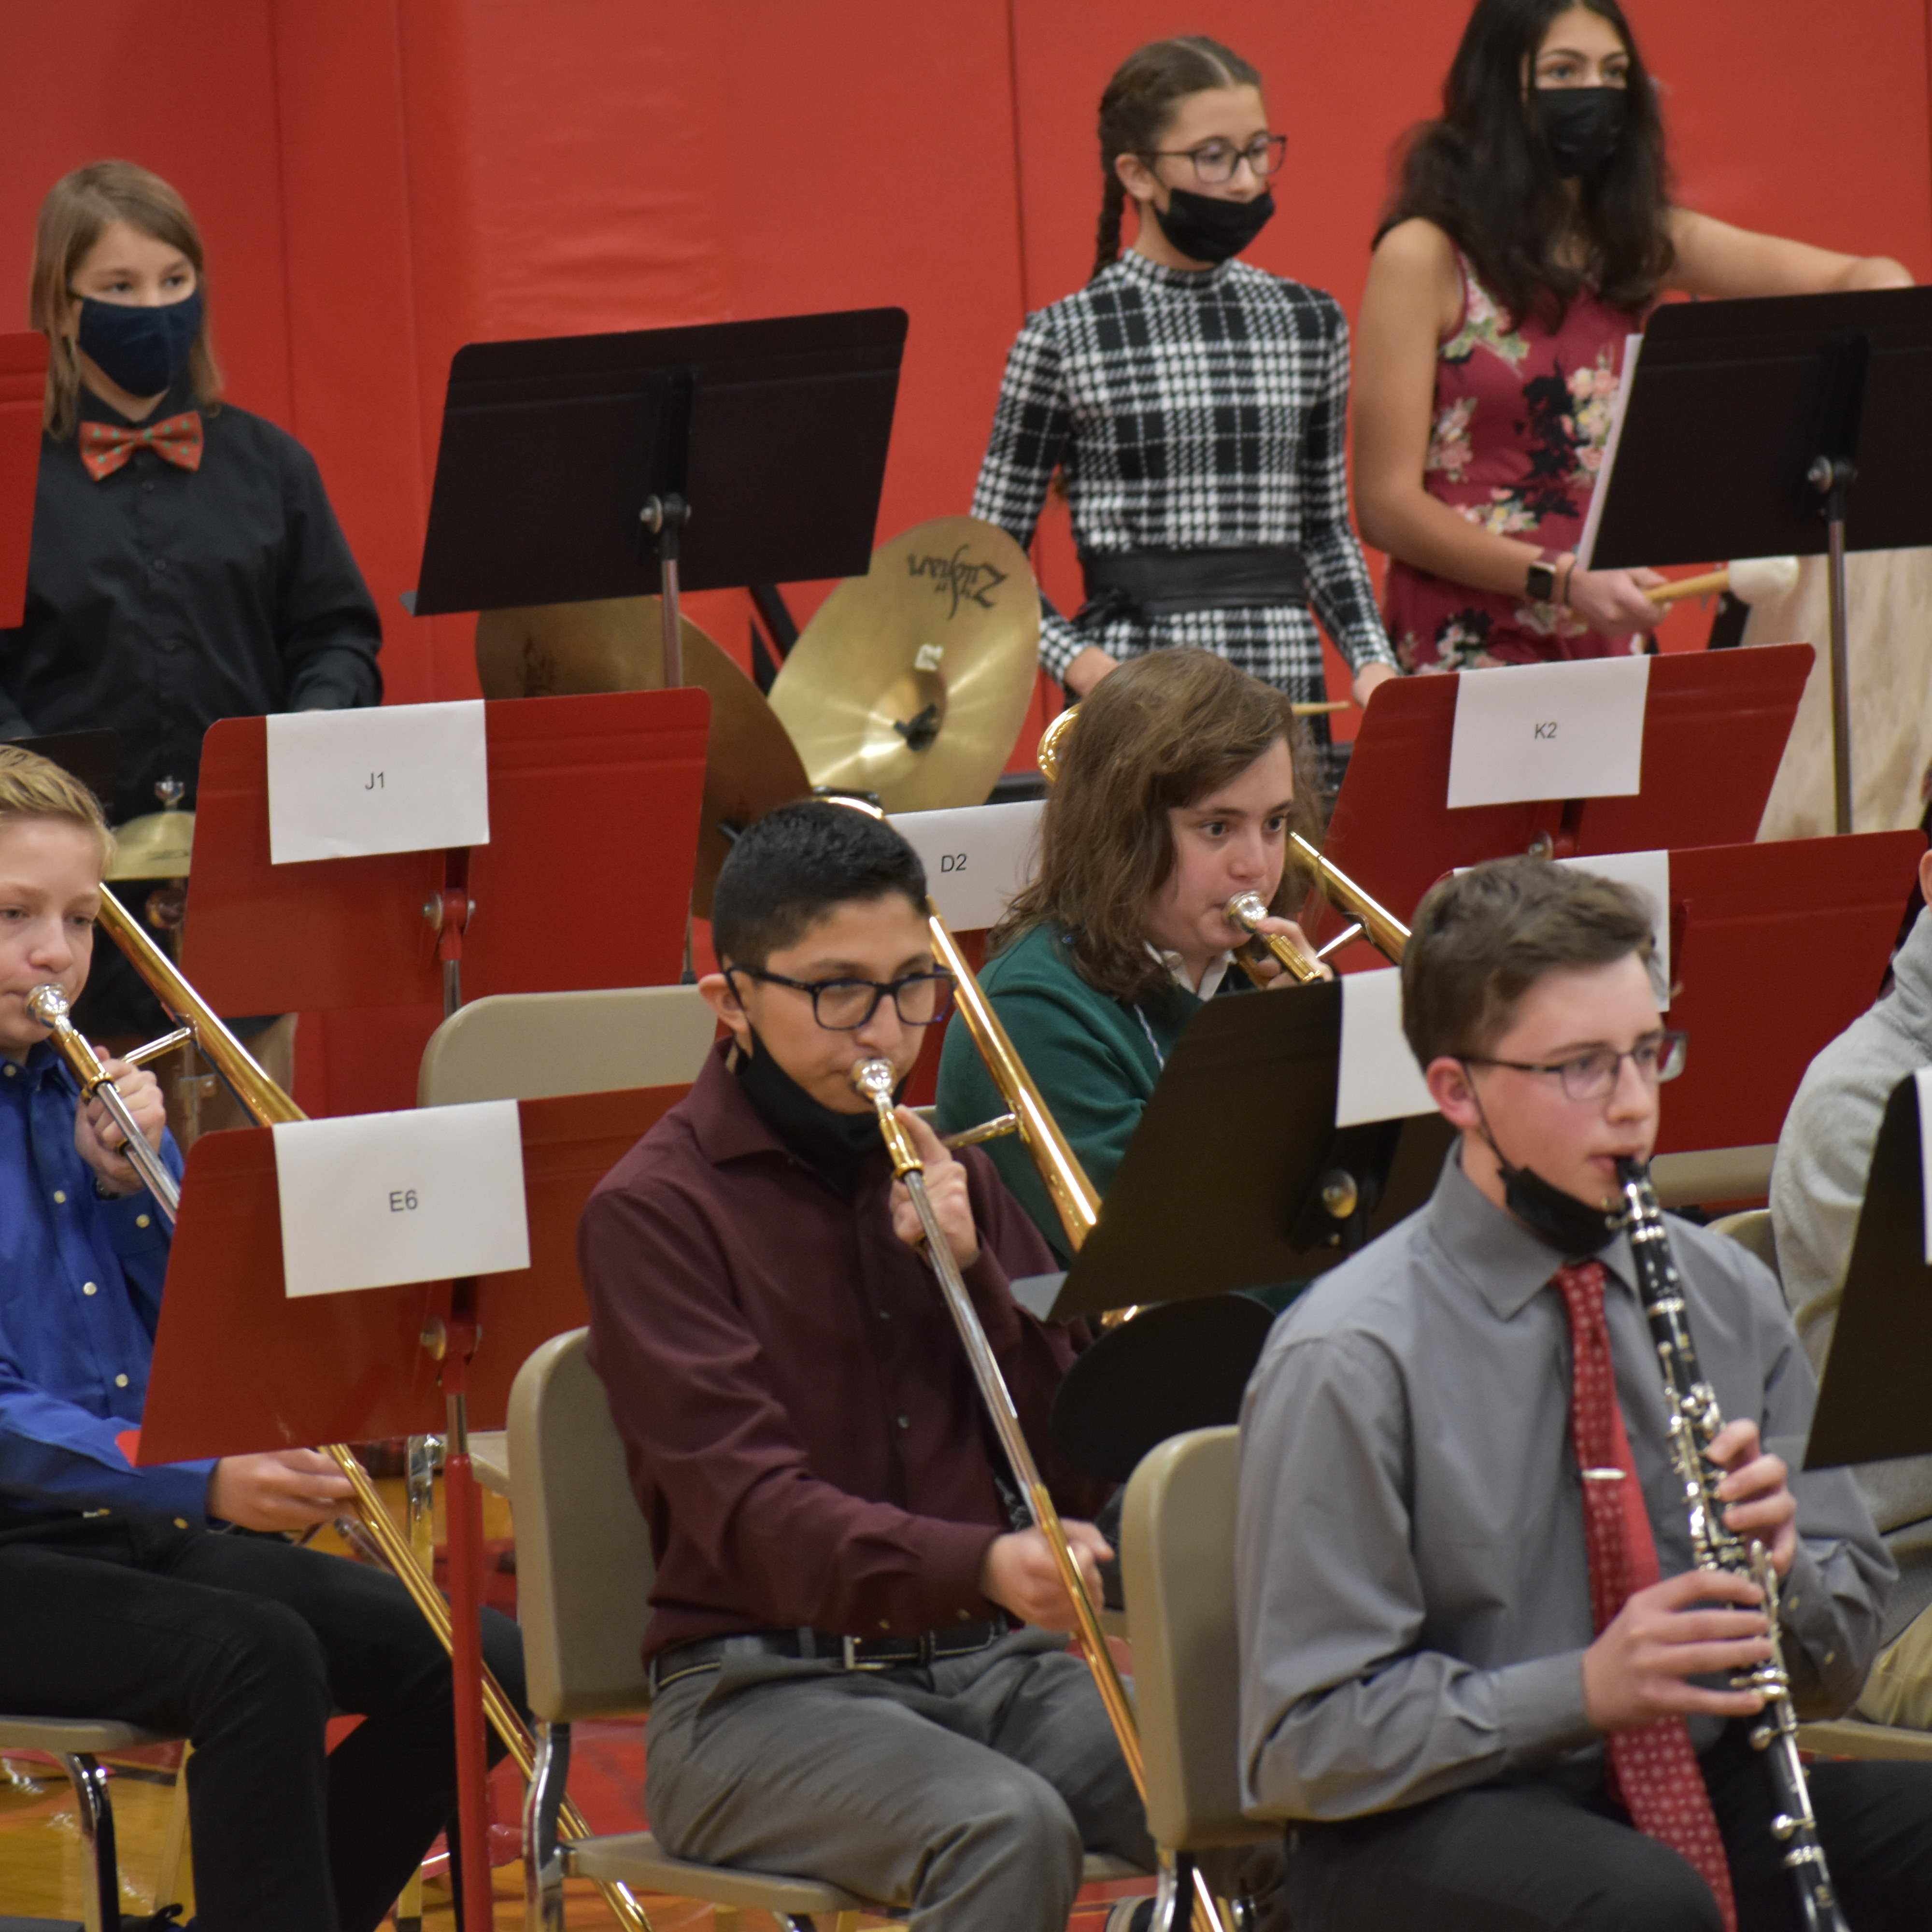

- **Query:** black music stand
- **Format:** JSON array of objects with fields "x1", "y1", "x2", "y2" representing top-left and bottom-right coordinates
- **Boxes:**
[
  {"x1": 1804, "y1": 1072, "x2": 1932, "y2": 1472},
  {"x1": 1580, "y1": 287, "x2": 1932, "y2": 834},
  {"x1": 1046, "y1": 983, "x2": 1452, "y2": 1322},
  {"x1": 410, "y1": 308, "x2": 907, "y2": 684}
]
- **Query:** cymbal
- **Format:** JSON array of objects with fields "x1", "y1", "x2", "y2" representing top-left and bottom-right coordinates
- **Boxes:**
[
  {"x1": 768, "y1": 516, "x2": 1040, "y2": 813},
  {"x1": 107, "y1": 807, "x2": 194, "y2": 880},
  {"x1": 475, "y1": 598, "x2": 810, "y2": 918}
]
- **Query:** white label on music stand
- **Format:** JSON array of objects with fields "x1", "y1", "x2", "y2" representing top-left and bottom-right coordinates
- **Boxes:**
[
  {"x1": 1573, "y1": 331, "x2": 1645, "y2": 572},
  {"x1": 1556, "y1": 849, "x2": 1672, "y2": 1008},
  {"x1": 1918, "y1": 1067, "x2": 1932, "y2": 1264},
  {"x1": 893, "y1": 800, "x2": 1045, "y2": 930},
  {"x1": 1447, "y1": 655, "x2": 1649, "y2": 809},
  {"x1": 272, "y1": 1101, "x2": 530, "y2": 1298},
  {"x1": 1337, "y1": 968, "x2": 1437, "y2": 1128},
  {"x1": 267, "y1": 700, "x2": 489, "y2": 864}
]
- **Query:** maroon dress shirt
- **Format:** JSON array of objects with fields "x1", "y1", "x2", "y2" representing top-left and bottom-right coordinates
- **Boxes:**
[{"x1": 580, "y1": 1043, "x2": 1101, "y2": 1661}]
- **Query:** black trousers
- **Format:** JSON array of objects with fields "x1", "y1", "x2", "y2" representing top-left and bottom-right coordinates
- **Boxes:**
[
  {"x1": 1282, "y1": 1721, "x2": 1932, "y2": 1931},
  {"x1": 0, "y1": 1510, "x2": 526, "y2": 1932}
]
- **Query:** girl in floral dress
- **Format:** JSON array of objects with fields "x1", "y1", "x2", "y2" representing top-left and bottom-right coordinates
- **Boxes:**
[{"x1": 1352, "y1": 0, "x2": 1910, "y2": 672}]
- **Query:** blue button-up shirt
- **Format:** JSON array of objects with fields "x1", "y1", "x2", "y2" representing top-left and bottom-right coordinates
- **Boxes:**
[{"x1": 0, "y1": 1043, "x2": 210, "y2": 1522}]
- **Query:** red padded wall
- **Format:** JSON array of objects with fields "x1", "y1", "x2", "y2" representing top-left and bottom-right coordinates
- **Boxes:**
[{"x1": 3, "y1": 0, "x2": 1929, "y2": 1108}]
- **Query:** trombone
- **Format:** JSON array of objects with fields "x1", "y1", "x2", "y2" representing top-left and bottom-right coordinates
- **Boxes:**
[
  {"x1": 1037, "y1": 705, "x2": 1410, "y2": 966},
  {"x1": 37, "y1": 891, "x2": 651, "y2": 1932},
  {"x1": 834, "y1": 802, "x2": 1222, "y2": 1931}
]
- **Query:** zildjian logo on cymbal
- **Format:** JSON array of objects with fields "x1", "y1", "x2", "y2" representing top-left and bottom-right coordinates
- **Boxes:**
[{"x1": 907, "y1": 545, "x2": 1009, "y2": 619}]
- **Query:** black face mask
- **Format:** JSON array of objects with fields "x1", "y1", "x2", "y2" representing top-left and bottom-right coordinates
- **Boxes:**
[
  {"x1": 1151, "y1": 186, "x2": 1275, "y2": 267},
  {"x1": 733, "y1": 1028, "x2": 892, "y2": 1197},
  {"x1": 1530, "y1": 86, "x2": 1628, "y2": 182},
  {"x1": 74, "y1": 290, "x2": 203, "y2": 400},
  {"x1": 1467, "y1": 1080, "x2": 1621, "y2": 1256}
]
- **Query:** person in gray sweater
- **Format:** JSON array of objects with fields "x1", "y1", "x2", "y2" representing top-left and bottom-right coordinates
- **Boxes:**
[{"x1": 1772, "y1": 840, "x2": 1932, "y2": 1726}]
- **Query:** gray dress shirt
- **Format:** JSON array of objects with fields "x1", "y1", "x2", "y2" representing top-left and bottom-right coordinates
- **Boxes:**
[{"x1": 1237, "y1": 1146, "x2": 1892, "y2": 1822}]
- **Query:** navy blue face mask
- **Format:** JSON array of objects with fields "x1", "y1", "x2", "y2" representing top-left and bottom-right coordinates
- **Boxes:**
[{"x1": 74, "y1": 289, "x2": 203, "y2": 400}]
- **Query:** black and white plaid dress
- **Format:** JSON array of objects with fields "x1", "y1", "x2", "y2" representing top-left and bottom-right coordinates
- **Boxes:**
[{"x1": 972, "y1": 249, "x2": 1393, "y2": 704}]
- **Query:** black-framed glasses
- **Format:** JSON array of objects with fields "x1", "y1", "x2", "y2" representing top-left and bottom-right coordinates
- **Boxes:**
[
  {"x1": 724, "y1": 965, "x2": 955, "y2": 1032},
  {"x1": 1142, "y1": 133, "x2": 1288, "y2": 184},
  {"x1": 1459, "y1": 1031, "x2": 1688, "y2": 1103}
]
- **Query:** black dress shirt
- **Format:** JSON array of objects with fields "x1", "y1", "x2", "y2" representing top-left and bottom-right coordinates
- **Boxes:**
[{"x1": 0, "y1": 375, "x2": 383, "y2": 829}]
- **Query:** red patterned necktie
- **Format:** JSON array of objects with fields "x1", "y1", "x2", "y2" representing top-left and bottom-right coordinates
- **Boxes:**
[
  {"x1": 1554, "y1": 1259, "x2": 1738, "y2": 1932},
  {"x1": 79, "y1": 411, "x2": 203, "y2": 482}
]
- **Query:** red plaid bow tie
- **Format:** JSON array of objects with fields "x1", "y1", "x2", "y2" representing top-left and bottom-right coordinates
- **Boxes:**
[
  {"x1": 80, "y1": 411, "x2": 204, "y2": 483},
  {"x1": 1555, "y1": 1259, "x2": 1738, "y2": 1932}
]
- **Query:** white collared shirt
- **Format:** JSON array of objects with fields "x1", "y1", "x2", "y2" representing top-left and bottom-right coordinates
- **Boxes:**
[{"x1": 1148, "y1": 943, "x2": 1236, "y2": 1001}]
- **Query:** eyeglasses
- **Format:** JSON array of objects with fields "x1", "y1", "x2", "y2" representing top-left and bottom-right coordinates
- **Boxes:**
[
  {"x1": 1459, "y1": 1031, "x2": 1688, "y2": 1103},
  {"x1": 1141, "y1": 133, "x2": 1288, "y2": 185},
  {"x1": 724, "y1": 965, "x2": 955, "y2": 1032}
]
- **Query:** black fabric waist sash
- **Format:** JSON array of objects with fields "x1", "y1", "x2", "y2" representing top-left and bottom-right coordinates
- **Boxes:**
[{"x1": 1079, "y1": 544, "x2": 1307, "y2": 620}]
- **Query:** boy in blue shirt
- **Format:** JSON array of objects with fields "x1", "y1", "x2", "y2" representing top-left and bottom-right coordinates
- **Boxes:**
[{"x1": 0, "y1": 744, "x2": 523, "y2": 1932}]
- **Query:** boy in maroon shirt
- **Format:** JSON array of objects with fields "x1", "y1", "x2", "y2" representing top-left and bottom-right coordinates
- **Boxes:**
[{"x1": 581, "y1": 801, "x2": 1152, "y2": 1930}]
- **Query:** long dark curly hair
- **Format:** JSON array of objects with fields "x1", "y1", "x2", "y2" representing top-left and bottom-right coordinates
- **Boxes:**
[
  {"x1": 1093, "y1": 37, "x2": 1262, "y2": 282},
  {"x1": 1380, "y1": 0, "x2": 1673, "y2": 327}
]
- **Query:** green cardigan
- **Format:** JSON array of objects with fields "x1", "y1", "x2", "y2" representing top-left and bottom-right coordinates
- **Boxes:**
[{"x1": 934, "y1": 923, "x2": 1201, "y2": 1264}]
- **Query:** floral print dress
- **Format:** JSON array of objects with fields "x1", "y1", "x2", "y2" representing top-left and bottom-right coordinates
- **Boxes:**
[{"x1": 1383, "y1": 254, "x2": 1645, "y2": 670}]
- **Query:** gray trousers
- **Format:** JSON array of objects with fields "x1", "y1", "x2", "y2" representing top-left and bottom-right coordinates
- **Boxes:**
[{"x1": 644, "y1": 1629, "x2": 1154, "y2": 1929}]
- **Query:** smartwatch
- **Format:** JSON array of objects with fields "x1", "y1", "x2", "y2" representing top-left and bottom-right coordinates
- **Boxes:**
[{"x1": 1524, "y1": 554, "x2": 1559, "y2": 603}]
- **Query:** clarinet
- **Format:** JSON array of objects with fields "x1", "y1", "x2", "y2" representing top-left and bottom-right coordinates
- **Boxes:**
[{"x1": 1616, "y1": 1156, "x2": 1848, "y2": 1932}]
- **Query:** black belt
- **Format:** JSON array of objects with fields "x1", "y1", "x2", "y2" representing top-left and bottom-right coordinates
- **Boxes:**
[
  {"x1": 648, "y1": 1619, "x2": 1010, "y2": 1695},
  {"x1": 1078, "y1": 544, "x2": 1307, "y2": 623}
]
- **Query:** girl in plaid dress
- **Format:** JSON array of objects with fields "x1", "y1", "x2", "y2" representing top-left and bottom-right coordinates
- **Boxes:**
[{"x1": 973, "y1": 37, "x2": 1398, "y2": 791}]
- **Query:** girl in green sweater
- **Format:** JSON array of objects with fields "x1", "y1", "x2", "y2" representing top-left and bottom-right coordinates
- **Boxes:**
[{"x1": 934, "y1": 648, "x2": 1328, "y2": 1261}]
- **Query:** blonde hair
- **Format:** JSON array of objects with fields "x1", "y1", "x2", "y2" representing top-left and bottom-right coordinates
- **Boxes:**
[
  {"x1": 0, "y1": 746, "x2": 114, "y2": 872},
  {"x1": 29, "y1": 160, "x2": 221, "y2": 438}
]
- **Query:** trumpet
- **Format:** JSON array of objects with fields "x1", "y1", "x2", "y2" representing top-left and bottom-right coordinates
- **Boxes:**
[
  {"x1": 1036, "y1": 707, "x2": 1408, "y2": 966},
  {"x1": 47, "y1": 891, "x2": 651, "y2": 1932}
]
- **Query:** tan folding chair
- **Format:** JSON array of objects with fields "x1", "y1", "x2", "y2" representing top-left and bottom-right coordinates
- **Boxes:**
[
  {"x1": 1710, "y1": 1205, "x2": 1779, "y2": 1278},
  {"x1": 419, "y1": 983, "x2": 713, "y2": 1497},
  {"x1": 1122, "y1": 1426, "x2": 1277, "y2": 1932},
  {"x1": 417, "y1": 983, "x2": 716, "y2": 1108},
  {"x1": 0, "y1": 1718, "x2": 182, "y2": 1932}
]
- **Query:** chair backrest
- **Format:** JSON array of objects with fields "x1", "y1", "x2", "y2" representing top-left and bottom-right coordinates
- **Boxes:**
[
  {"x1": 1122, "y1": 1426, "x2": 1277, "y2": 1853},
  {"x1": 508, "y1": 1327, "x2": 657, "y2": 1721},
  {"x1": 1711, "y1": 1206, "x2": 1779, "y2": 1281},
  {"x1": 418, "y1": 985, "x2": 716, "y2": 1107}
]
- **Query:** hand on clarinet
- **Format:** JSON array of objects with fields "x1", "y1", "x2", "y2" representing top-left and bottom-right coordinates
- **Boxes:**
[
  {"x1": 888, "y1": 1107, "x2": 980, "y2": 1268},
  {"x1": 980, "y1": 1520, "x2": 1112, "y2": 1631},
  {"x1": 1563, "y1": 563, "x2": 1668, "y2": 635},
  {"x1": 208, "y1": 1449, "x2": 356, "y2": 1532},
  {"x1": 1708, "y1": 1417, "x2": 1800, "y2": 1576},
  {"x1": 73, "y1": 1054, "x2": 167, "y2": 1194},
  {"x1": 1581, "y1": 1567, "x2": 1776, "y2": 1733}
]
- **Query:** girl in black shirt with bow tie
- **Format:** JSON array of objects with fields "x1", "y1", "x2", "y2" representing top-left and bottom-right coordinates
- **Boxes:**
[{"x1": 0, "y1": 160, "x2": 381, "y2": 1057}]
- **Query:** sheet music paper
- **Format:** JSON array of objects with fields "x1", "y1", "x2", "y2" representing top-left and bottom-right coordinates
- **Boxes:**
[
  {"x1": 267, "y1": 699, "x2": 490, "y2": 864},
  {"x1": 272, "y1": 1100, "x2": 530, "y2": 1297},
  {"x1": 1918, "y1": 1067, "x2": 1932, "y2": 1264},
  {"x1": 1573, "y1": 331, "x2": 1646, "y2": 572},
  {"x1": 1556, "y1": 849, "x2": 1672, "y2": 1008},
  {"x1": 1336, "y1": 968, "x2": 1437, "y2": 1128},
  {"x1": 894, "y1": 799, "x2": 1044, "y2": 930},
  {"x1": 1447, "y1": 655, "x2": 1649, "y2": 808}
]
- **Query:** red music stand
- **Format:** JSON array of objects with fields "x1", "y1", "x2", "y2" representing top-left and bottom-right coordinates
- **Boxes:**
[
  {"x1": 180, "y1": 689, "x2": 709, "y2": 1015},
  {"x1": 1315, "y1": 644, "x2": 1814, "y2": 950},
  {"x1": 0, "y1": 331, "x2": 49, "y2": 628},
  {"x1": 139, "y1": 1085, "x2": 685, "y2": 1932},
  {"x1": 1654, "y1": 831, "x2": 1921, "y2": 1153}
]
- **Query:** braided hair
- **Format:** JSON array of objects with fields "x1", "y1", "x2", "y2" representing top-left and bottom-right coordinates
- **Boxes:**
[{"x1": 1093, "y1": 37, "x2": 1263, "y2": 281}]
